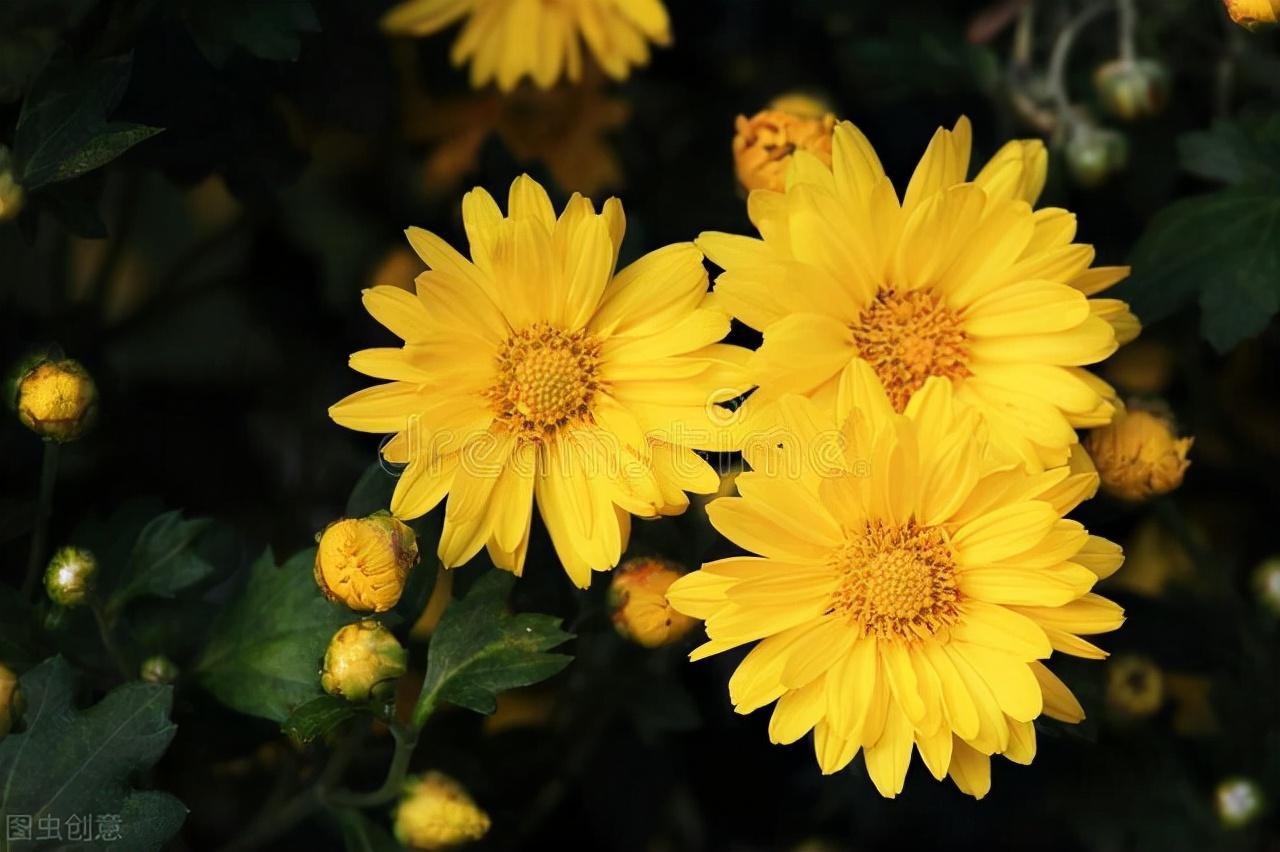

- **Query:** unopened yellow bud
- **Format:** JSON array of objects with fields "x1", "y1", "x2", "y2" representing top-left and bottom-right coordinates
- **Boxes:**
[
  {"x1": 1224, "y1": 0, "x2": 1279, "y2": 29},
  {"x1": 44, "y1": 546, "x2": 98, "y2": 608},
  {"x1": 140, "y1": 655, "x2": 179, "y2": 684},
  {"x1": 1106, "y1": 655, "x2": 1164, "y2": 719},
  {"x1": 733, "y1": 96, "x2": 838, "y2": 194},
  {"x1": 0, "y1": 146, "x2": 22, "y2": 222},
  {"x1": 609, "y1": 557, "x2": 697, "y2": 649},
  {"x1": 0, "y1": 664, "x2": 24, "y2": 738},
  {"x1": 315, "y1": 514, "x2": 419, "y2": 613},
  {"x1": 11, "y1": 357, "x2": 97, "y2": 442},
  {"x1": 1086, "y1": 407, "x2": 1192, "y2": 501},
  {"x1": 320, "y1": 620, "x2": 407, "y2": 703},
  {"x1": 394, "y1": 772, "x2": 491, "y2": 850}
]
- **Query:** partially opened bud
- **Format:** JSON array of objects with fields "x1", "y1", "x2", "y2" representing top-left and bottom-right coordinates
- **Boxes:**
[
  {"x1": 0, "y1": 663, "x2": 23, "y2": 738},
  {"x1": 1106, "y1": 655, "x2": 1164, "y2": 719},
  {"x1": 609, "y1": 557, "x2": 697, "y2": 649},
  {"x1": 1094, "y1": 59, "x2": 1171, "y2": 121},
  {"x1": 1224, "y1": 0, "x2": 1279, "y2": 29},
  {"x1": 11, "y1": 357, "x2": 98, "y2": 442},
  {"x1": 0, "y1": 146, "x2": 23, "y2": 222},
  {"x1": 44, "y1": 546, "x2": 98, "y2": 608},
  {"x1": 733, "y1": 95, "x2": 838, "y2": 193},
  {"x1": 321, "y1": 620, "x2": 407, "y2": 703},
  {"x1": 394, "y1": 771, "x2": 491, "y2": 850},
  {"x1": 1086, "y1": 407, "x2": 1193, "y2": 501},
  {"x1": 315, "y1": 514, "x2": 419, "y2": 613},
  {"x1": 140, "y1": 655, "x2": 179, "y2": 685},
  {"x1": 1065, "y1": 124, "x2": 1129, "y2": 188}
]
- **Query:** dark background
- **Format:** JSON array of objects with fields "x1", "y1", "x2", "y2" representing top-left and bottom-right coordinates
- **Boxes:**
[{"x1": 3, "y1": 1, "x2": 1280, "y2": 850}]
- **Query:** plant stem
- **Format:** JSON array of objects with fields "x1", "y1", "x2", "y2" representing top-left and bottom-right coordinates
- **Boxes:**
[
  {"x1": 325, "y1": 723, "x2": 418, "y2": 809},
  {"x1": 92, "y1": 601, "x2": 131, "y2": 680},
  {"x1": 1116, "y1": 0, "x2": 1137, "y2": 63},
  {"x1": 22, "y1": 441, "x2": 61, "y2": 600},
  {"x1": 1046, "y1": 0, "x2": 1112, "y2": 116}
]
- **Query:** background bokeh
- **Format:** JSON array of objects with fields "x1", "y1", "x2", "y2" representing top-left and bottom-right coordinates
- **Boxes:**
[{"x1": 3, "y1": 1, "x2": 1280, "y2": 850}]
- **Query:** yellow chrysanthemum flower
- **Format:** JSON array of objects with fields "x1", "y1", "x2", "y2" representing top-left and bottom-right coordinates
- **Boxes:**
[
  {"x1": 699, "y1": 117, "x2": 1140, "y2": 471},
  {"x1": 330, "y1": 175, "x2": 746, "y2": 587},
  {"x1": 381, "y1": 0, "x2": 671, "y2": 91},
  {"x1": 666, "y1": 364, "x2": 1126, "y2": 799}
]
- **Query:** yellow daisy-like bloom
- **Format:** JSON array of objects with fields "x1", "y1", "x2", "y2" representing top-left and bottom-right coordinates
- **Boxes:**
[
  {"x1": 381, "y1": 0, "x2": 671, "y2": 92},
  {"x1": 700, "y1": 117, "x2": 1140, "y2": 470},
  {"x1": 330, "y1": 175, "x2": 746, "y2": 587},
  {"x1": 666, "y1": 364, "x2": 1126, "y2": 799}
]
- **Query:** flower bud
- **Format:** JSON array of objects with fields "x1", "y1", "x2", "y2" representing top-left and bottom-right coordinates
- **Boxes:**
[
  {"x1": 1224, "y1": 0, "x2": 1279, "y2": 29},
  {"x1": 44, "y1": 546, "x2": 98, "y2": 608},
  {"x1": 0, "y1": 664, "x2": 24, "y2": 738},
  {"x1": 140, "y1": 655, "x2": 179, "y2": 684},
  {"x1": 733, "y1": 94, "x2": 838, "y2": 194},
  {"x1": 394, "y1": 772, "x2": 491, "y2": 850},
  {"x1": 1253, "y1": 556, "x2": 1280, "y2": 614},
  {"x1": 315, "y1": 514, "x2": 419, "y2": 613},
  {"x1": 10, "y1": 356, "x2": 98, "y2": 442},
  {"x1": 1216, "y1": 777, "x2": 1265, "y2": 828},
  {"x1": 0, "y1": 146, "x2": 23, "y2": 222},
  {"x1": 1093, "y1": 59, "x2": 1170, "y2": 121},
  {"x1": 320, "y1": 620, "x2": 407, "y2": 703},
  {"x1": 609, "y1": 557, "x2": 698, "y2": 649},
  {"x1": 1086, "y1": 407, "x2": 1193, "y2": 501},
  {"x1": 1106, "y1": 655, "x2": 1164, "y2": 719},
  {"x1": 1065, "y1": 125, "x2": 1129, "y2": 188}
]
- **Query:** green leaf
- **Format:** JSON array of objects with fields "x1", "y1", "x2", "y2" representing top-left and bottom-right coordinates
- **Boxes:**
[
  {"x1": 1178, "y1": 115, "x2": 1280, "y2": 187},
  {"x1": 12, "y1": 55, "x2": 163, "y2": 191},
  {"x1": 0, "y1": 657, "x2": 186, "y2": 852},
  {"x1": 108, "y1": 511, "x2": 216, "y2": 613},
  {"x1": 0, "y1": 0, "x2": 98, "y2": 102},
  {"x1": 195, "y1": 548, "x2": 356, "y2": 724},
  {"x1": 1119, "y1": 189, "x2": 1280, "y2": 352},
  {"x1": 332, "y1": 808, "x2": 401, "y2": 852},
  {"x1": 281, "y1": 695, "x2": 356, "y2": 744},
  {"x1": 415, "y1": 571, "x2": 572, "y2": 724},
  {"x1": 182, "y1": 0, "x2": 321, "y2": 66}
]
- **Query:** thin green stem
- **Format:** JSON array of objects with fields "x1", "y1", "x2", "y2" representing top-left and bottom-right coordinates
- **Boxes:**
[
  {"x1": 325, "y1": 723, "x2": 418, "y2": 809},
  {"x1": 22, "y1": 441, "x2": 61, "y2": 600},
  {"x1": 92, "y1": 601, "x2": 131, "y2": 681}
]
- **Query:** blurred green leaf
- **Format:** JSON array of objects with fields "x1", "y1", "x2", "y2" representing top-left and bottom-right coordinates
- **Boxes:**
[
  {"x1": 281, "y1": 694, "x2": 356, "y2": 744},
  {"x1": 12, "y1": 55, "x2": 163, "y2": 191},
  {"x1": 416, "y1": 570, "x2": 573, "y2": 723},
  {"x1": 345, "y1": 463, "x2": 398, "y2": 518},
  {"x1": 108, "y1": 510, "x2": 216, "y2": 613},
  {"x1": 1178, "y1": 115, "x2": 1280, "y2": 187},
  {"x1": 1121, "y1": 189, "x2": 1280, "y2": 352},
  {"x1": 332, "y1": 808, "x2": 401, "y2": 852},
  {"x1": 181, "y1": 0, "x2": 320, "y2": 66},
  {"x1": 195, "y1": 547, "x2": 355, "y2": 724},
  {"x1": 0, "y1": 0, "x2": 97, "y2": 102},
  {"x1": 0, "y1": 657, "x2": 186, "y2": 852}
]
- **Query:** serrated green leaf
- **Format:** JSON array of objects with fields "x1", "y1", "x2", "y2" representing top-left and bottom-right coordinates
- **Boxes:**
[
  {"x1": 108, "y1": 511, "x2": 216, "y2": 613},
  {"x1": 282, "y1": 695, "x2": 356, "y2": 744},
  {"x1": 182, "y1": 0, "x2": 320, "y2": 66},
  {"x1": 0, "y1": 657, "x2": 186, "y2": 852},
  {"x1": 1119, "y1": 189, "x2": 1280, "y2": 352},
  {"x1": 415, "y1": 571, "x2": 572, "y2": 724},
  {"x1": 12, "y1": 55, "x2": 163, "y2": 191},
  {"x1": 195, "y1": 548, "x2": 356, "y2": 724},
  {"x1": 1178, "y1": 115, "x2": 1280, "y2": 187}
]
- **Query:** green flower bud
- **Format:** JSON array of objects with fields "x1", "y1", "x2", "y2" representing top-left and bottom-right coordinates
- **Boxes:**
[
  {"x1": 0, "y1": 664, "x2": 24, "y2": 738},
  {"x1": 0, "y1": 146, "x2": 23, "y2": 223},
  {"x1": 1066, "y1": 125, "x2": 1129, "y2": 188},
  {"x1": 140, "y1": 655, "x2": 179, "y2": 685},
  {"x1": 44, "y1": 546, "x2": 98, "y2": 608},
  {"x1": 1094, "y1": 59, "x2": 1171, "y2": 121},
  {"x1": 320, "y1": 620, "x2": 407, "y2": 703},
  {"x1": 10, "y1": 356, "x2": 98, "y2": 442},
  {"x1": 1216, "y1": 777, "x2": 1265, "y2": 828}
]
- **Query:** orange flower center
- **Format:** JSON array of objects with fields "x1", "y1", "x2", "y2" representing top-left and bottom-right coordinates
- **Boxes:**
[
  {"x1": 486, "y1": 322, "x2": 602, "y2": 441},
  {"x1": 829, "y1": 519, "x2": 961, "y2": 642},
  {"x1": 850, "y1": 287, "x2": 971, "y2": 412}
]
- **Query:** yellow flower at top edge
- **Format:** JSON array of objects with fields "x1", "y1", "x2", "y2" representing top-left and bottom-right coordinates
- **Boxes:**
[
  {"x1": 381, "y1": 0, "x2": 671, "y2": 92},
  {"x1": 666, "y1": 364, "x2": 1126, "y2": 799},
  {"x1": 700, "y1": 117, "x2": 1141, "y2": 472},
  {"x1": 1224, "y1": 0, "x2": 1280, "y2": 28},
  {"x1": 330, "y1": 175, "x2": 748, "y2": 588}
]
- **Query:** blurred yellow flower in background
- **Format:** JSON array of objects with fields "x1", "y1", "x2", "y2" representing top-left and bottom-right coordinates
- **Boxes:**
[
  {"x1": 1086, "y1": 406, "x2": 1192, "y2": 501},
  {"x1": 1106, "y1": 655, "x2": 1164, "y2": 719},
  {"x1": 330, "y1": 175, "x2": 748, "y2": 586},
  {"x1": 382, "y1": 0, "x2": 671, "y2": 91},
  {"x1": 395, "y1": 772, "x2": 491, "y2": 849},
  {"x1": 733, "y1": 94, "x2": 838, "y2": 194},
  {"x1": 609, "y1": 556, "x2": 697, "y2": 648},
  {"x1": 701, "y1": 117, "x2": 1139, "y2": 471},
  {"x1": 667, "y1": 367, "x2": 1125, "y2": 799},
  {"x1": 1224, "y1": 0, "x2": 1280, "y2": 28}
]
